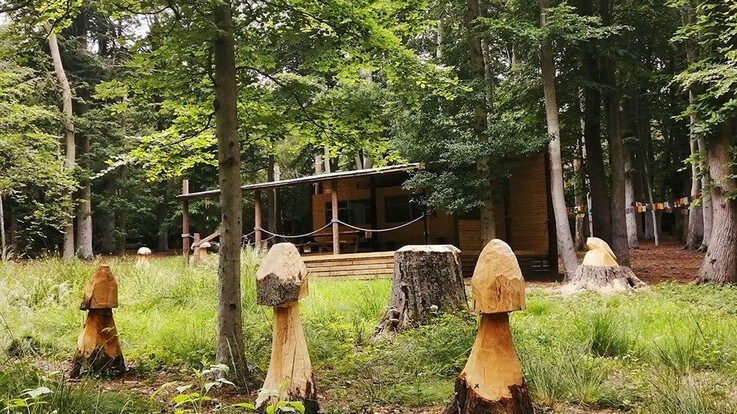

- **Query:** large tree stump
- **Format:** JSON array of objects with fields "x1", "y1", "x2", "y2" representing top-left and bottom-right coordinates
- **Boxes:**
[
  {"x1": 560, "y1": 237, "x2": 648, "y2": 295},
  {"x1": 255, "y1": 243, "x2": 319, "y2": 414},
  {"x1": 375, "y1": 245, "x2": 467, "y2": 336},
  {"x1": 444, "y1": 240, "x2": 532, "y2": 414},
  {"x1": 71, "y1": 265, "x2": 125, "y2": 378}
]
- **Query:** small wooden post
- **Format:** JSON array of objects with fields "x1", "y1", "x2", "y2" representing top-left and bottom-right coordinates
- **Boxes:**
[
  {"x1": 255, "y1": 243, "x2": 320, "y2": 413},
  {"x1": 330, "y1": 180, "x2": 339, "y2": 255},
  {"x1": 71, "y1": 265, "x2": 125, "y2": 378},
  {"x1": 254, "y1": 190, "x2": 263, "y2": 247},
  {"x1": 423, "y1": 189, "x2": 430, "y2": 245},
  {"x1": 182, "y1": 180, "x2": 190, "y2": 262},
  {"x1": 192, "y1": 232, "x2": 201, "y2": 262}
]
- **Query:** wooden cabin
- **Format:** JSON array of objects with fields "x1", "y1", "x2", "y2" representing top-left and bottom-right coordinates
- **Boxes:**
[{"x1": 178, "y1": 154, "x2": 556, "y2": 278}]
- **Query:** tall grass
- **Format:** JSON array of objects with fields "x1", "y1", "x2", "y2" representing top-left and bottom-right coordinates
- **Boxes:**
[{"x1": 2, "y1": 257, "x2": 737, "y2": 412}]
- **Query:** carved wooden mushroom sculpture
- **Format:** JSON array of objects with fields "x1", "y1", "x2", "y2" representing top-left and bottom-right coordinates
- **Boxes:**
[
  {"x1": 71, "y1": 265, "x2": 125, "y2": 378},
  {"x1": 444, "y1": 240, "x2": 532, "y2": 414},
  {"x1": 135, "y1": 246, "x2": 152, "y2": 268},
  {"x1": 255, "y1": 243, "x2": 320, "y2": 414},
  {"x1": 197, "y1": 241, "x2": 211, "y2": 262},
  {"x1": 561, "y1": 237, "x2": 647, "y2": 294}
]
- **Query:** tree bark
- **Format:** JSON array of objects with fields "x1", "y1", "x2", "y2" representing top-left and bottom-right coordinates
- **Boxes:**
[
  {"x1": 699, "y1": 120, "x2": 737, "y2": 284},
  {"x1": 76, "y1": 136, "x2": 94, "y2": 259},
  {"x1": 44, "y1": 23, "x2": 75, "y2": 260},
  {"x1": 539, "y1": 0, "x2": 579, "y2": 279},
  {"x1": 599, "y1": 0, "x2": 630, "y2": 266},
  {"x1": 213, "y1": 1, "x2": 250, "y2": 386},
  {"x1": 574, "y1": 136, "x2": 586, "y2": 251},
  {"x1": 698, "y1": 135, "x2": 713, "y2": 249},
  {"x1": 580, "y1": 0, "x2": 611, "y2": 244},
  {"x1": 685, "y1": 134, "x2": 703, "y2": 249},
  {"x1": 624, "y1": 145, "x2": 639, "y2": 249},
  {"x1": 0, "y1": 193, "x2": 6, "y2": 260},
  {"x1": 376, "y1": 245, "x2": 467, "y2": 336},
  {"x1": 467, "y1": 0, "x2": 495, "y2": 243}
]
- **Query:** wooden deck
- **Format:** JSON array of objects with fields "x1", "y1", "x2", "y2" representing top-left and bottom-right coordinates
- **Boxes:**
[
  {"x1": 303, "y1": 251, "x2": 395, "y2": 279},
  {"x1": 303, "y1": 249, "x2": 553, "y2": 279}
]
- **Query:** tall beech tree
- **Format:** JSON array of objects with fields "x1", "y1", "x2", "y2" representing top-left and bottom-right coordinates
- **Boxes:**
[
  {"x1": 539, "y1": 0, "x2": 579, "y2": 278},
  {"x1": 213, "y1": 0, "x2": 249, "y2": 385},
  {"x1": 44, "y1": 22, "x2": 76, "y2": 260},
  {"x1": 672, "y1": 0, "x2": 737, "y2": 283}
]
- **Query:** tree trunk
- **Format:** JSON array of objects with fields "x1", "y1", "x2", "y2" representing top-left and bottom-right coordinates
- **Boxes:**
[
  {"x1": 598, "y1": 0, "x2": 630, "y2": 265},
  {"x1": 213, "y1": 1, "x2": 250, "y2": 386},
  {"x1": 76, "y1": 134, "x2": 93, "y2": 259},
  {"x1": 0, "y1": 193, "x2": 6, "y2": 260},
  {"x1": 376, "y1": 245, "x2": 467, "y2": 336},
  {"x1": 44, "y1": 23, "x2": 75, "y2": 260},
  {"x1": 685, "y1": 135, "x2": 703, "y2": 249},
  {"x1": 539, "y1": 0, "x2": 579, "y2": 279},
  {"x1": 698, "y1": 136, "x2": 713, "y2": 249},
  {"x1": 267, "y1": 154, "x2": 281, "y2": 237},
  {"x1": 699, "y1": 120, "x2": 737, "y2": 284},
  {"x1": 580, "y1": 0, "x2": 611, "y2": 244},
  {"x1": 97, "y1": 177, "x2": 116, "y2": 255},
  {"x1": 624, "y1": 145, "x2": 638, "y2": 249},
  {"x1": 574, "y1": 136, "x2": 586, "y2": 251},
  {"x1": 467, "y1": 0, "x2": 495, "y2": 243}
]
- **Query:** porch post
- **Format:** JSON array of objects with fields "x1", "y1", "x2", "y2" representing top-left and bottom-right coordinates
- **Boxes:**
[
  {"x1": 423, "y1": 189, "x2": 430, "y2": 245},
  {"x1": 182, "y1": 180, "x2": 190, "y2": 262},
  {"x1": 254, "y1": 190, "x2": 263, "y2": 247},
  {"x1": 330, "y1": 180, "x2": 340, "y2": 255}
]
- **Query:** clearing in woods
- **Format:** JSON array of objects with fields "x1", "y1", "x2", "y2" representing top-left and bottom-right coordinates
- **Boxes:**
[{"x1": 2, "y1": 241, "x2": 736, "y2": 414}]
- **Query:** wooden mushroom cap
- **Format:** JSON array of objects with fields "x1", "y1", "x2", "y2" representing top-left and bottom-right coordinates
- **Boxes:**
[
  {"x1": 80, "y1": 265, "x2": 118, "y2": 310},
  {"x1": 256, "y1": 243, "x2": 308, "y2": 306},
  {"x1": 470, "y1": 239, "x2": 525, "y2": 314},
  {"x1": 581, "y1": 237, "x2": 619, "y2": 267}
]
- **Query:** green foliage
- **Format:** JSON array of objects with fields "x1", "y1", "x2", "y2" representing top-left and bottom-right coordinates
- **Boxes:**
[
  {"x1": 0, "y1": 25, "x2": 76, "y2": 255},
  {"x1": 671, "y1": 0, "x2": 737, "y2": 135}
]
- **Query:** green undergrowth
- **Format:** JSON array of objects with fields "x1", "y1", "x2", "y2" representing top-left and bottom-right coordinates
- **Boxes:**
[{"x1": 2, "y1": 254, "x2": 737, "y2": 413}]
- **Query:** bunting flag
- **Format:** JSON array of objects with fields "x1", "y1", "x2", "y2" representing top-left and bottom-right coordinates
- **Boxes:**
[{"x1": 567, "y1": 194, "x2": 702, "y2": 216}]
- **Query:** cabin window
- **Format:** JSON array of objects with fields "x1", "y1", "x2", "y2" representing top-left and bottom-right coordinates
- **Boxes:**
[
  {"x1": 384, "y1": 195, "x2": 419, "y2": 223},
  {"x1": 325, "y1": 200, "x2": 372, "y2": 225}
]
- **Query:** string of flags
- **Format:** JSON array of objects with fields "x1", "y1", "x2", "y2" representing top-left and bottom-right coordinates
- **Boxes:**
[{"x1": 566, "y1": 194, "x2": 701, "y2": 217}]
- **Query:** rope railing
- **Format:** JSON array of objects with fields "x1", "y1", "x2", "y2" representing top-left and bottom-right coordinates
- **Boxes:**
[
  {"x1": 255, "y1": 221, "x2": 334, "y2": 240},
  {"x1": 242, "y1": 213, "x2": 426, "y2": 242},
  {"x1": 335, "y1": 214, "x2": 426, "y2": 233}
]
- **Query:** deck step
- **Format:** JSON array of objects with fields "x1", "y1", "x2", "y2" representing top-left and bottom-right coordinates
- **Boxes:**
[{"x1": 304, "y1": 250, "x2": 553, "y2": 279}]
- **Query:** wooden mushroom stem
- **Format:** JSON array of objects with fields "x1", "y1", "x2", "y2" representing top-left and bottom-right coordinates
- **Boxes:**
[
  {"x1": 71, "y1": 309, "x2": 125, "y2": 377},
  {"x1": 444, "y1": 313, "x2": 532, "y2": 414},
  {"x1": 256, "y1": 303, "x2": 318, "y2": 413}
]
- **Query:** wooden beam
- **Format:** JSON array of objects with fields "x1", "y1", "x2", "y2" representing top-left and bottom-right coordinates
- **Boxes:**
[
  {"x1": 330, "y1": 180, "x2": 339, "y2": 255},
  {"x1": 176, "y1": 163, "x2": 422, "y2": 201},
  {"x1": 254, "y1": 190, "x2": 263, "y2": 247},
  {"x1": 201, "y1": 231, "x2": 221, "y2": 244},
  {"x1": 182, "y1": 180, "x2": 190, "y2": 261}
]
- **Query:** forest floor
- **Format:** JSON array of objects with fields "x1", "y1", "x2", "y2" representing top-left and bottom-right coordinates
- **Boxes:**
[{"x1": 2, "y1": 242, "x2": 735, "y2": 414}]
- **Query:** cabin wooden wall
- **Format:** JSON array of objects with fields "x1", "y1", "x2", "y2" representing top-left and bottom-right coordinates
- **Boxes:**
[{"x1": 311, "y1": 154, "x2": 549, "y2": 256}]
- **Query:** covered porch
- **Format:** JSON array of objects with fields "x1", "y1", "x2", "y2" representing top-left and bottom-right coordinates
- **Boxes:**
[{"x1": 176, "y1": 159, "x2": 556, "y2": 277}]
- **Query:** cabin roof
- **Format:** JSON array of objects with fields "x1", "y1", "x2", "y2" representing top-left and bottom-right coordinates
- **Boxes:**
[{"x1": 177, "y1": 163, "x2": 423, "y2": 200}]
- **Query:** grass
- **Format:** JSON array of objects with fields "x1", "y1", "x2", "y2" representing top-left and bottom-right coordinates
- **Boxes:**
[{"x1": 2, "y1": 252, "x2": 737, "y2": 413}]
